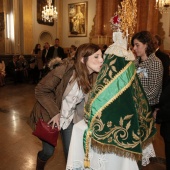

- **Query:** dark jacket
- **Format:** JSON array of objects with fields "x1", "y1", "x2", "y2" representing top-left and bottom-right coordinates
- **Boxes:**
[
  {"x1": 46, "y1": 46, "x2": 65, "y2": 63},
  {"x1": 156, "y1": 77, "x2": 170, "y2": 141},
  {"x1": 155, "y1": 49, "x2": 170, "y2": 90},
  {"x1": 42, "y1": 48, "x2": 48, "y2": 65},
  {"x1": 7, "y1": 60, "x2": 21, "y2": 75}
]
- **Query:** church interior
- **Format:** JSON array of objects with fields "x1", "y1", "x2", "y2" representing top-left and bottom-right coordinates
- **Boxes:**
[{"x1": 0, "y1": 0, "x2": 169, "y2": 169}]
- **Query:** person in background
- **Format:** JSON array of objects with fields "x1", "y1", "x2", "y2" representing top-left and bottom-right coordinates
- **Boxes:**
[
  {"x1": 30, "y1": 44, "x2": 41, "y2": 84},
  {"x1": 42, "y1": 42, "x2": 50, "y2": 67},
  {"x1": 18, "y1": 55, "x2": 29, "y2": 82},
  {"x1": 33, "y1": 43, "x2": 41, "y2": 55},
  {"x1": 67, "y1": 45, "x2": 77, "y2": 60},
  {"x1": 153, "y1": 77, "x2": 170, "y2": 170},
  {"x1": 154, "y1": 34, "x2": 170, "y2": 90},
  {"x1": 8, "y1": 55, "x2": 22, "y2": 84},
  {"x1": 29, "y1": 43, "x2": 103, "y2": 170},
  {"x1": 0, "y1": 57, "x2": 6, "y2": 86},
  {"x1": 36, "y1": 49, "x2": 44, "y2": 81},
  {"x1": 46, "y1": 38, "x2": 65, "y2": 63},
  {"x1": 131, "y1": 31, "x2": 163, "y2": 111}
]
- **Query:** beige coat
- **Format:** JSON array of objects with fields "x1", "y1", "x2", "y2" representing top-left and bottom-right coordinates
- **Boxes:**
[{"x1": 29, "y1": 62, "x2": 85, "y2": 130}]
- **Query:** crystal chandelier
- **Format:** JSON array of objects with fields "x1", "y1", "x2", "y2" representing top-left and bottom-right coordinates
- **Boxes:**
[
  {"x1": 155, "y1": 0, "x2": 170, "y2": 13},
  {"x1": 42, "y1": 0, "x2": 58, "y2": 22}
]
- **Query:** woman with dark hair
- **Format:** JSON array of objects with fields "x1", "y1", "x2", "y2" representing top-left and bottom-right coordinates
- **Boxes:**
[
  {"x1": 131, "y1": 31, "x2": 163, "y2": 111},
  {"x1": 29, "y1": 43, "x2": 103, "y2": 170},
  {"x1": 33, "y1": 44, "x2": 41, "y2": 54}
]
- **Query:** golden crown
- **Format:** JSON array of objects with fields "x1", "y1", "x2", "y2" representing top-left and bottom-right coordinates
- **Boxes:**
[{"x1": 110, "y1": 0, "x2": 137, "y2": 40}]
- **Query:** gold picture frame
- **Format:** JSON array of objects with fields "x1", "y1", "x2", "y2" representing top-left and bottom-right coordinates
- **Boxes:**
[{"x1": 68, "y1": 1, "x2": 88, "y2": 37}]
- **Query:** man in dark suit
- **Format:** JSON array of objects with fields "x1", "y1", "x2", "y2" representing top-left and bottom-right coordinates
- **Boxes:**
[
  {"x1": 46, "y1": 38, "x2": 65, "y2": 64},
  {"x1": 154, "y1": 35, "x2": 170, "y2": 90},
  {"x1": 153, "y1": 77, "x2": 170, "y2": 170}
]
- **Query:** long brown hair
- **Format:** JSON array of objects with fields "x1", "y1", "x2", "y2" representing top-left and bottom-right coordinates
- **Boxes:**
[{"x1": 74, "y1": 43, "x2": 100, "y2": 94}]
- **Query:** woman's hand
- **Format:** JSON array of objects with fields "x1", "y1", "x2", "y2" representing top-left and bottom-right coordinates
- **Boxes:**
[{"x1": 48, "y1": 114, "x2": 61, "y2": 130}]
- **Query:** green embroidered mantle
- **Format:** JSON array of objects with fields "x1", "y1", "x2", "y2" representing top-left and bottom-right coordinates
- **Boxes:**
[{"x1": 83, "y1": 54, "x2": 156, "y2": 167}]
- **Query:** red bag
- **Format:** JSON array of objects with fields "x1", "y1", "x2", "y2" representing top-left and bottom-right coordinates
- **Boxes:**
[{"x1": 32, "y1": 119, "x2": 59, "y2": 146}]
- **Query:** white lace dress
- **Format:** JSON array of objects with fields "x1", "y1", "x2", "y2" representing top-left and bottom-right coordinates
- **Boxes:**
[{"x1": 66, "y1": 120, "x2": 156, "y2": 170}]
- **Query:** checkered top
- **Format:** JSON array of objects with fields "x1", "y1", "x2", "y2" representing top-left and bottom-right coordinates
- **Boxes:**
[{"x1": 135, "y1": 53, "x2": 163, "y2": 106}]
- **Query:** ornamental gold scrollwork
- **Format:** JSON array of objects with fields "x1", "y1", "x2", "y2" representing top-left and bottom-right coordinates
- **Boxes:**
[
  {"x1": 132, "y1": 77, "x2": 154, "y2": 141},
  {"x1": 92, "y1": 114, "x2": 140, "y2": 149}
]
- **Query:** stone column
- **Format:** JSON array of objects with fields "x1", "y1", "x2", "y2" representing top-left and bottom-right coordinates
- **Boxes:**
[
  {"x1": 137, "y1": 0, "x2": 148, "y2": 31},
  {"x1": 94, "y1": 0, "x2": 103, "y2": 36},
  {"x1": 147, "y1": 0, "x2": 159, "y2": 34},
  {"x1": 56, "y1": 0, "x2": 63, "y2": 44},
  {"x1": 147, "y1": 0, "x2": 155, "y2": 32}
]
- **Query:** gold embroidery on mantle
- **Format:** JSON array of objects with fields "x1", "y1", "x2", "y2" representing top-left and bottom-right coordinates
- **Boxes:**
[
  {"x1": 85, "y1": 73, "x2": 155, "y2": 160},
  {"x1": 84, "y1": 61, "x2": 133, "y2": 118}
]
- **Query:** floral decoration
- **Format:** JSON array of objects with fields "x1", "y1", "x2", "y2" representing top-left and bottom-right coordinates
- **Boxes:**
[{"x1": 109, "y1": 12, "x2": 121, "y2": 31}]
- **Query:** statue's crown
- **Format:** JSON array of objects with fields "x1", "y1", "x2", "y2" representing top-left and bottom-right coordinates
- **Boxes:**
[
  {"x1": 110, "y1": 12, "x2": 121, "y2": 32},
  {"x1": 110, "y1": 0, "x2": 137, "y2": 42}
]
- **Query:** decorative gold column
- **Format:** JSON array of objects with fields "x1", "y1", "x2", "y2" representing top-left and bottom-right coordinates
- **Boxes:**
[
  {"x1": 94, "y1": 0, "x2": 103, "y2": 36},
  {"x1": 90, "y1": 0, "x2": 116, "y2": 45},
  {"x1": 136, "y1": 0, "x2": 159, "y2": 35},
  {"x1": 89, "y1": 0, "x2": 104, "y2": 45},
  {"x1": 147, "y1": 0, "x2": 159, "y2": 34},
  {"x1": 90, "y1": 0, "x2": 121, "y2": 46}
]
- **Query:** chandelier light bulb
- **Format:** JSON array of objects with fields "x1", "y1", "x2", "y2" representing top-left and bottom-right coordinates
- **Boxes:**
[{"x1": 42, "y1": 0, "x2": 58, "y2": 22}]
